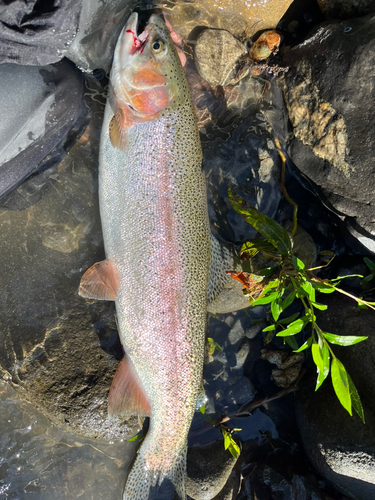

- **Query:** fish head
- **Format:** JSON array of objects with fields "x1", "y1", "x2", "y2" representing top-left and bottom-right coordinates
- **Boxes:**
[{"x1": 111, "y1": 12, "x2": 186, "y2": 119}]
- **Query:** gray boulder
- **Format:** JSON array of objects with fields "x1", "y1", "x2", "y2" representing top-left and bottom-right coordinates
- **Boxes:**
[{"x1": 187, "y1": 439, "x2": 240, "y2": 500}]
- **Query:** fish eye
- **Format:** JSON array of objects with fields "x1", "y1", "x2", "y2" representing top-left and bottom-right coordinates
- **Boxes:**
[{"x1": 152, "y1": 39, "x2": 165, "y2": 54}]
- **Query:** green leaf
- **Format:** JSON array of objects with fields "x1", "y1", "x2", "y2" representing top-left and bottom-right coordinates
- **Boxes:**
[
  {"x1": 331, "y1": 358, "x2": 352, "y2": 416},
  {"x1": 364, "y1": 257, "x2": 375, "y2": 271},
  {"x1": 262, "y1": 324, "x2": 276, "y2": 332},
  {"x1": 315, "y1": 342, "x2": 330, "y2": 390},
  {"x1": 292, "y1": 256, "x2": 305, "y2": 271},
  {"x1": 251, "y1": 292, "x2": 279, "y2": 306},
  {"x1": 263, "y1": 279, "x2": 280, "y2": 292},
  {"x1": 310, "y1": 301, "x2": 328, "y2": 311},
  {"x1": 294, "y1": 336, "x2": 312, "y2": 352},
  {"x1": 323, "y1": 332, "x2": 368, "y2": 346},
  {"x1": 228, "y1": 187, "x2": 292, "y2": 256},
  {"x1": 271, "y1": 298, "x2": 282, "y2": 321},
  {"x1": 311, "y1": 341, "x2": 324, "y2": 375},
  {"x1": 278, "y1": 312, "x2": 300, "y2": 325},
  {"x1": 276, "y1": 318, "x2": 305, "y2": 336},
  {"x1": 361, "y1": 274, "x2": 374, "y2": 284},
  {"x1": 347, "y1": 373, "x2": 365, "y2": 424},
  {"x1": 207, "y1": 338, "x2": 223, "y2": 355},
  {"x1": 228, "y1": 440, "x2": 241, "y2": 459},
  {"x1": 240, "y1": 239, "x2": 276, "y2": 256},
  {"x1": 223, "y1": 432, "x2": 231, "y2": 450},
  {"x1": 128, "y1": 431, "x2": 144, "y2": 442},
  {"x1": 200, "y1": 405, "x2": 205, "y2": 415},
  {"x1": 281, "y1": 291, "x2": 296, "y2": 312},
  {"x1": 301, "y1": 280, "x2": 315, "y2": 302},
  {"x1": 312, "y1": 282, "x2": 336, "y2": 294},
  {"x1": 285, "y1": 335, "x2": 299, "y2": 349}
]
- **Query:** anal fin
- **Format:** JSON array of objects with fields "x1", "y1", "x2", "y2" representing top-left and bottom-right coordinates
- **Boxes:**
[
  {"x1": 108, "y1": 355, "x2": 151, "y2": 418},
  {"x1": 78, "y1": 259, "x2": 119, "y2": 300}
]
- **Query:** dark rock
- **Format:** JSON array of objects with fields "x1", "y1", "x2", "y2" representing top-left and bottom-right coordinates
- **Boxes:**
[
  {"x1": 211, "y1": 471, "x2": 241, "y2": 500},
  {"x1": 186, "y1": 439, "x2": 240, "y2": 500},
  {"x1": 295, "y1": 293, "x2": 375, "y2": 499},
  {"x1": 225, "y1": 376, "x2": 255, "y2": 405},
  {"x1": 280, "y1": 15, "x2": 375, "y2": 251},
  {"x1": 317, "y1": 0, "x2": 375, "y2": 19}
]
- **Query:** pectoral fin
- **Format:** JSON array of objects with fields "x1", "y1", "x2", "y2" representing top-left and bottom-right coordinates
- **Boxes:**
[
  {"x1": 78, "y1": 259, "x2": 120, "y2": 300},
  {"x1": 109, "y1": 110, "x2": 127, "y2": 151},
  {"x1": 108, "y1": 355, "x2": 151, "y2": 417}
]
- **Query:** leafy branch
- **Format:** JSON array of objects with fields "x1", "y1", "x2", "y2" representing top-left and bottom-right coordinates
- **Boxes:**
[{"x1": 227, "y1": 187, "x2": 374, "y2": 422}]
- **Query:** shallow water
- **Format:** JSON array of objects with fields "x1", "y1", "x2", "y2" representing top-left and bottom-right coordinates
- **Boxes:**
[{"x1": 0, "y1": 381, "x2": 137, "y2": 500}]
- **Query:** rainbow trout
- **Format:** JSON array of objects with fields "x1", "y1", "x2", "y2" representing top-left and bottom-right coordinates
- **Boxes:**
[{"x1": 79, "y1": 12, "x2": 211, "y2": 500}]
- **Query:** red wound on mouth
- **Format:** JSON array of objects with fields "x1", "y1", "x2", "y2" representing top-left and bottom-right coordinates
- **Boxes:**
[{"x1": 126, "y1": 29, "x2": 141, "y2": 48}]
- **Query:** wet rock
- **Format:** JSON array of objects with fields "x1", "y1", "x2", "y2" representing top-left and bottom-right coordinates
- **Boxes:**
[
  {"x1": 211, "y1": 471, "x2": 241, "y2": 500},
  {"x1": 280, "y1": 15, "x2": 375, "y2": 250},
  {"x1": 249, "y1": 31, "x2": 282, "y2": 62},
  {"x1": 225, "y1": 376, "x2": 255, "y2": 405},
  {"x1": 165, "y1": 0, "x2": 294, "y2": 41},
  {"x1": 295, "y1": 293, "x2": 375, "y2": 499},
  {"x1": 194, "y1": 29, "x2": 248, "y2": 87},
  {"x1": 186, "y1": 439, "x2": 240, "y2": 500},
  {"x1": 317, "y1": 0, "x2": 375, "y2": 19},
  {"x1": 261, "y1": 350, "x2": 304, "y2": 388}
]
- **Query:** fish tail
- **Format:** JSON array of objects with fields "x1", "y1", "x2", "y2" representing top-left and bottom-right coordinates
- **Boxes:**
[{"x1": 124, "y1": 447, "x2": 186, "y2": 500}]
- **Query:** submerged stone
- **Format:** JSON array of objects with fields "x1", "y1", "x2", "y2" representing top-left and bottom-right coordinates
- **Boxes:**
[{"x1": 194, "y1": 29, "x2": 248, "y2": 87}]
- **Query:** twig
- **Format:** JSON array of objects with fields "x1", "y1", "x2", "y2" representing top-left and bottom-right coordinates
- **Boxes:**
[{"x1": 215, "y1": 370, "x2": 304, "y2": 425}]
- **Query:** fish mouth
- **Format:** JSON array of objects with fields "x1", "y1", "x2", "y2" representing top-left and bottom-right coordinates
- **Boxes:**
[{"x1": 123, "y1": 12, "x2": 149, "y2": 55}]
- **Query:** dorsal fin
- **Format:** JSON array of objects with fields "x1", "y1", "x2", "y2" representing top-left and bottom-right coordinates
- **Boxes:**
[
  {"x1": 109, "y1": 109, "x2": 127, "y2": 151},
  {"x1": 78, "y1": 259, "x2": 120, "y2": 300},
  {"x1": 108, "y1": 355, "x2": 151, "y2": 417}
]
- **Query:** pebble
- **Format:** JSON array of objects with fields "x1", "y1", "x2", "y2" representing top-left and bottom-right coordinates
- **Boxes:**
[
  {"x1": 228, "y1": 319, "x2": 244, "y2": 345},
  {"x1": 233, "y1": 341, "x2": 250, "y2": 370},
  {"x1": 249, "y1": 30, "x2": 282, "y2": 62}
]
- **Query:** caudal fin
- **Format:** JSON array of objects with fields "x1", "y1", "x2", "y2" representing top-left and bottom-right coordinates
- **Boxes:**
[{"x1": 124, "y1": 448, "x2": 186, "y2": 500}]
